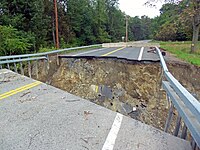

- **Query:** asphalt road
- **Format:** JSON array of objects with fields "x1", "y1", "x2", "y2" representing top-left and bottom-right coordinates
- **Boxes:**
[
  {"x1": 64, "y1": 46, "x2": 159, "y2": 61},
  {"x1": 0, "y1": 69, "x2": 192, "y2": 150}
]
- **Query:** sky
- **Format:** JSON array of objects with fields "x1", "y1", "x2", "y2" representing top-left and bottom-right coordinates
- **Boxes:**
[{"x1": 118, "y1": 0, "x2": 164, "y2": 18}]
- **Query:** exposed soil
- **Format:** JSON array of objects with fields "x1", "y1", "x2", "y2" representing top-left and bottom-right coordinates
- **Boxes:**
[
  {"x1": 32, "y1": 55, "x2": 200, "y2": 131},
  {"x1": 164, "y1": 50, "x2": 200, "y2": 99}
]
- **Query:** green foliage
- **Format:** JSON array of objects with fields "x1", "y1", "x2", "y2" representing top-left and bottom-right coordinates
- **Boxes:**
[
  {"x1": 38, "y1": 47, "x2": 55, "y2": 53},
  {"x1": 0, "y1": 0, "x2": 198, "y2": 56},
  {"x1": 0, "y1": 26, "x2": 32, "y2": 56},
  {"x1": 0, "y1": 0, "x2": 51, "y2": 50},
  {"x1": 155, "y1": 22, "x2": 177, "y2": 41},
  {"x1": 129, "y1": 16, "x2": 153, "y2": 41},
  {"x1": 153, "y1": 2, "x2": 194, "y2": 41},
  {"x1": 0, "y1": 0, "x2": 160, "y2": 55},
  {"x1": 160, "y1": 41, "x2": 200, "y2": 66}
]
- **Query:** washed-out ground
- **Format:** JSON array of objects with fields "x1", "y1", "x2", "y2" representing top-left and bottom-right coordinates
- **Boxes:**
[{"x1": 33, "y1": 56, "x2": 200, "y2": 131}]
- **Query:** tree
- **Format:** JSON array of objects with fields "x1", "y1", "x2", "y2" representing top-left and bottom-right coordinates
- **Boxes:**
[
  {"x1": 0, "y1": 26, "x2": 32, "y2": 56},
  {"x1": 128, "y1": 16, "x2": 153, "y2": 41},
  {"x1": 155, "y1": 22, "x2": 178, "y2": 41},
  {"x1": 146, "y1": 0, "x2": 200, "y2": 53},
  {"x1": 105, "y1": 0, "x2": 125, "y2": 41},
  {"x1": 0, "y1": 0, "x2": 52, "y2": 50},
  {"x1": 94, "y1": 0, "x2": 110, "y2": 43},
  {"x1": 152, "y1": 3, "x2": 190, "y2": 41},
  {"x1": 190, "y1": 0, "x2": 200, "y2": 53}
]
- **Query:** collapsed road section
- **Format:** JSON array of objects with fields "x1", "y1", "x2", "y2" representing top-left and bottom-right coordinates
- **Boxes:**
[
  {"x1": 0, "y1": 69, "x2": 192, "y2": 150},
  {"x1": 34, "y1": 56, "x2": 167, "y2": 130},
  {"x1": 33, "y1": 54, "x2": 200, "y2": 132}
]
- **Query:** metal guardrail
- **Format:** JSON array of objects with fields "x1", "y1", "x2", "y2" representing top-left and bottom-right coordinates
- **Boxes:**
[
  {"x1": 0, "y1": 44, "x2": 102, "y2": 78},
  {"x1": 0, "y1": 44, "x2": 102, "y2": 60},
  {"x1": 0, "y1": 56, "x2": 47, "y2": 65},
  {"x1": 156, "y1": 47, "x2": 200, "y2": 149}
]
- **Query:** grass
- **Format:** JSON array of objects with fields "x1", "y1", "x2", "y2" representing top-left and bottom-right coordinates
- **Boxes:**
[{"x1": 159, "y1": 41, "x2": 200, "y2": 66}]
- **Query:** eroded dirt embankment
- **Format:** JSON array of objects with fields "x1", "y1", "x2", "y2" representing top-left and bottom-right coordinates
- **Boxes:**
[
  {"x1": 33, "y1": 56, "x2": 200, "y2": 131},
  {"x1": 168, "y1": 62, "x2": 200, "y2": 99}
]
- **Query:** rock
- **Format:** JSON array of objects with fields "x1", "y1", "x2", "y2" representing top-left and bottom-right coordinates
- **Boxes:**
[
  {"x1": 98, "y1": 95, "x2": 105, "y2": 103},
  {"x1": 121, "y1": 103, "x2": 133, "y2": 114},
  {"x1": 113, "y1": 88, "x2": 124, "y2": 97},
  {"x1": 101, "y1": 85, "x2": 113, "y2": 99}
]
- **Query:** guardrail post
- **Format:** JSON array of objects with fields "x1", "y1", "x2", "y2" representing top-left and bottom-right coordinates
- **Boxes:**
[
  {"x1": 173, "y1": 113, "x2": 181, "y2": 136},
  {"x1": 191, "y1": 137, "x2": 197, "y2": 150},
  {"x1": 181, "y1": 123, "x2": 187, "y2": 139},
  {"x1": 43, "y1": 58, "x2": 47, "y2": 75},
  {"x1": 7, "y1": 59, "x2": 10, "y2": 70},
  {"x1": 20, "y1": 61, "x2": 24, "y2": 75},
  {"x1": 35, "y1": 60, "x2": 39, "y2": 79},
  {"x1": 28, "y1": 60, "x2": 32, "y2": 78},
  {"x1": 164, "y1": 97, "x2": 174, "y2": 133},
  {"x1": 46, "y1": 55, "x2": 50, "y2": 70},
  {"x1": 56, "y1": 53, "x2": 59, "y2": 65},
  {"x1": 13, "y1": 61, "x2": 18, "y2": 73}
]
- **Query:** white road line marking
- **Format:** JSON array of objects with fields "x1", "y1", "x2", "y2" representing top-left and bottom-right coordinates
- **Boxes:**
[
  {"x1": 102, "y1": 113, "x2": 123, "y2": 150},
  {"x1": 138, "y1": 47, "x2": 144, "y2": 61},
  {"x1": 72, "y1": 48, "x2": 107, "y2": 56}
]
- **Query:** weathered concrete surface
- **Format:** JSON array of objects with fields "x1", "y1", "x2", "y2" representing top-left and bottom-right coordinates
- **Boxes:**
[{"x1": 0, "y1": 69, "x2": 192, "y2": 150}]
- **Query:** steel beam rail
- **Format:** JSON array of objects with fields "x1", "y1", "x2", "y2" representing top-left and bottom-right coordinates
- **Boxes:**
[
  {"x1": 163, "y1": 81, "x2": 200, "y2": 147},
  {"x1": 165, "y1": 72, "x2": 200, "y2": 123},
  {"x1": 0, "y1": 44, "x2": 102, "y2": 78},
  {"x1": 0, "y1": 44, "x2": 102, "y2": 60},
  {"x1": 155, "y1": 47, "x2": 169, "y2": 72},
  {"x1": 0, "y1": 57, "x2": 47, "y2": 65},
  {"x1": 156, "y1": 46, "x2": 200, "y2": 148}
]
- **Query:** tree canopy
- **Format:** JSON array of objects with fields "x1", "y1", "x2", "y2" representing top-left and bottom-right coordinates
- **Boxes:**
[
  {"x1": 0, "y1": 0, "x2": 199, "y2": 55},
  {"x1": 146, "y1": 0, "x2": 200, "y2": 52}
]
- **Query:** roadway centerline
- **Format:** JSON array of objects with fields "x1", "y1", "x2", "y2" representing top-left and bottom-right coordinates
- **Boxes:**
[
  {"x1": 102, "y1": 113, "x2": 123, "y2": 150},
  {"x1": 138, "y1": 47, "x2": 144, "y2": 61},
  {"x1": 0, "y1": 81, "x2": 41, "y2": 100},
  {"x1": 101, "y1": 47, "x2": 125, "y2": 56}
]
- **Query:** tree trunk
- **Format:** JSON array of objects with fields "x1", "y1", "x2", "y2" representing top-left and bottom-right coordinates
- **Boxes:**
[
  {"x1": 191, "y1": 0, "x2": 200, "y2": 53},
  {"x1": 52, "y1": 17, "x2": 56, "y2": 47},
  {"x1": 191, "y1": 23, "x2": 200, "y2": 53}
]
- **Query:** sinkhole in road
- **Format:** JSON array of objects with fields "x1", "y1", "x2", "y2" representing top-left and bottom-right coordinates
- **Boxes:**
[
  {"x1": 34, "y1": 56, "x2": 200, "y2": 130},
  {"x1": 36, "y1": 57, "x2": 170, "y2": 130}
]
